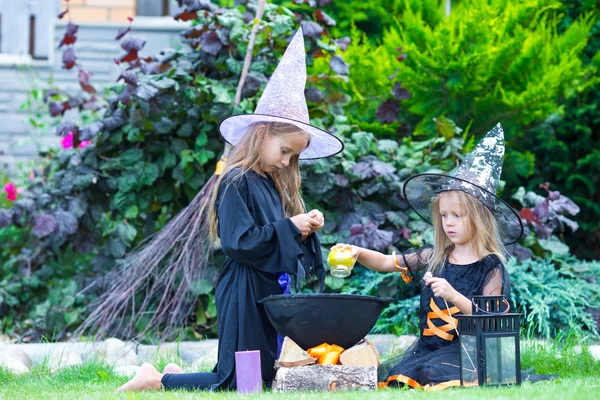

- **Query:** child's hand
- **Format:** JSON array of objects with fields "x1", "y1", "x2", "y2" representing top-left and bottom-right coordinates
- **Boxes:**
[
  {"x1": 307, "y1": 209, "x2": 324, "y2": 233},
  {"x1": 330, "y1": 243, "x2": 359, "y2": 259},
  {"x1": 290, "y1": 213, "x2": 320, "y2": 237},
  {"x1": 425, "y1": 277, "x2": 458, "y2": 302}
]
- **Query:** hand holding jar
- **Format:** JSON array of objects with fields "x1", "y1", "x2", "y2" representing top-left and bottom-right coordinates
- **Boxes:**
[{"x1": 327, "y1": 243, "x2": 359, "y2": 278}]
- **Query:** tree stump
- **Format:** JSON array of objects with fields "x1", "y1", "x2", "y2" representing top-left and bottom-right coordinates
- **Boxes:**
[{"x1": 272, "y1": 364, "x2": 377, "y2": 392}]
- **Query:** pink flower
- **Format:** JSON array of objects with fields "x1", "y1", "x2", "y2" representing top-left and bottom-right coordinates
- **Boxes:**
[
  {"x1": 61, "y1": 131, "x2": 74, "y2": 149},
  {"x1": 4, "y1": 182, "x2": 17, "y2": 201},
  {"x1": 61, "y1": 131, "x2": 91, "y2": 149}
]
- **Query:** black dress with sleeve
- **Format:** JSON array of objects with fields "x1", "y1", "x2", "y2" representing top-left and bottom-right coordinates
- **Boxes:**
[
  {"x1": 161, "y1": 169, "x2": 325, "y2": 391},
  {"x1": 379, "y1": 252, "x2": 509, "y2": 391}
]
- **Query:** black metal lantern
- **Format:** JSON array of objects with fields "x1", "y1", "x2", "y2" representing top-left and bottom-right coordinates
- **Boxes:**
[{"x1": 456, "y1": 295, "x2": 522, "y2": 387}]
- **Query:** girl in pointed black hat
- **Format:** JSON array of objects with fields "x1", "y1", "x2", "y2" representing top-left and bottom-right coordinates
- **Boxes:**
[{"x1": 333, "y1": 123, "x2": 524, "y2": 390}]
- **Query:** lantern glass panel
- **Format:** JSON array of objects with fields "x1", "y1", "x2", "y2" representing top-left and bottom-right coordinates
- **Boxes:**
[
  {"x1": 460, "y1": 335, "x2": 478, "y2": 384},
  {"x1": 484, "y1": 336, "x2": 517, "y2": 385}
]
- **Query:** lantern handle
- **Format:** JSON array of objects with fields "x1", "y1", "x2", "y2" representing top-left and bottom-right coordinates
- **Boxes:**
[{"x1": 471, "y1": 297, "x2": 510, "y2": 315}]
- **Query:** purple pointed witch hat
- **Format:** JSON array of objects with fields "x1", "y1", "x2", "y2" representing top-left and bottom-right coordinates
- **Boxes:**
[{"x1": 218, "y1": 28, "x2": 343, "y2": 159}]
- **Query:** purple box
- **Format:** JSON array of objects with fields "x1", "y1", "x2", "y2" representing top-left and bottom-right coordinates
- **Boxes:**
[{"x1": 235, "y1": 350, "x2": 262, "y2": 393}]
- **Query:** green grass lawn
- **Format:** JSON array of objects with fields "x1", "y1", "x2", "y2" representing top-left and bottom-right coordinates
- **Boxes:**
[
  {"x1": 1, "y1": 340, "x2": 599, "y2": 400},
  {"x1": 0, "y1": 378, "x2": 599, "y2": 400}
]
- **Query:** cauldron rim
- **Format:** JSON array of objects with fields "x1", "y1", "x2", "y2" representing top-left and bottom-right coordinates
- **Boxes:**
[
  {"x1": 258, "y1": 293, "x2": 393, "y2": 304},
  {"x1": 258, "y1": 293, "x2": 393, "y2": 350}
]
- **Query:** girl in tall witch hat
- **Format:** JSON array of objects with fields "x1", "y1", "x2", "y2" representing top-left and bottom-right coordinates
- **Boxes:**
[
  {"x1": 116, "y1": 28, "x2": 343, "y2": 392},
  {"x1": 332, "y1": 123, "x2": 524, "y2": 391}
]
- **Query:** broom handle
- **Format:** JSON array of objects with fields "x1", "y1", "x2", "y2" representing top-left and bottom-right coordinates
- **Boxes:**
[
  {"x1": 234, "y1": 0, "x2": 266, "y2": 107},
  {"x1": 223, "y1": 0, "x2": 266, "y2": 159}
]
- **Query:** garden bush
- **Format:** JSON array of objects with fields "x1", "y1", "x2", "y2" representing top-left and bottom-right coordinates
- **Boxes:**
[
  {"x1": 525, "y1": 0, "x2": 600, "y2": 259},
  {"x1": 0, "y1": 0, "x2": 597, "y2": 342},
  {"x1": 333, "y1": 0, "x2": 600, "y2": 260},
  {"x1": 0, "y1": 0, "x2": 351, "y2": 341}
]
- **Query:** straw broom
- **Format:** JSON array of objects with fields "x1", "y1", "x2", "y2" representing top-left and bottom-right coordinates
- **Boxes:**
[{"x1": 77, "y1": 0, "x2": 267, "y2": 340}]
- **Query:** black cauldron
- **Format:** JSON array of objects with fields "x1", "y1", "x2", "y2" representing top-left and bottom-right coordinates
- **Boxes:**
[{"x1": 258, "y1": 293, "x2": 393, "y2": 350}]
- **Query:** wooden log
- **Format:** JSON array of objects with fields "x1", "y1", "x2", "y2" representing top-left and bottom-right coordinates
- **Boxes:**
[
  {"x1": 339, "y1": 338, "x2": 380, "y2": 367},
  {"x1": 272, "y1": 364, "x2": 378, "y2": 392},
  {"x1": 276, "y1": 337, "x2": 316, "y2": 368}
]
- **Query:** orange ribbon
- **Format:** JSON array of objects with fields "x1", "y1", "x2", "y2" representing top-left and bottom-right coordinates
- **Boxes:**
[
  {"x1": 423, "y1": 298, "x2": 459, "y2": 341},
  {"x1": 383, "y1": 373, "x2": 423, "y2": 389},
  {"x1": 392, "y1": 251, "x2": 413, "y2": 283},
  {"x1": 307, "y1": 343, "x2": 345, "y2": 365}
]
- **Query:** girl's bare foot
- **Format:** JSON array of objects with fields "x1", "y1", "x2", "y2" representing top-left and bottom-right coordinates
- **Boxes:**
[
  {"x1": 116, "y1": 363, "x2": 163, "y2": 392},
  {"x1": 162, "y1": 363, "x2": 183, "y2": 374}
]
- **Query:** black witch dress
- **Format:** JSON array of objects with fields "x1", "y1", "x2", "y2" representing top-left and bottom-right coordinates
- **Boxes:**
[
  {"x1": 379, "y1": 250, "x2": 509, "y2": 391},
  {"x1": 161, "y1": 169, "x2": 324, "y2": 391}
]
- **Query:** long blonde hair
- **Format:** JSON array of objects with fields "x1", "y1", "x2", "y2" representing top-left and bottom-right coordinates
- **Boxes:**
[
  {"x1": 427, "y1": 190, "x2": 506, "y2": 276},
  {"x1": 208, "y1": 122, "x2": 309, "y2": 245}
]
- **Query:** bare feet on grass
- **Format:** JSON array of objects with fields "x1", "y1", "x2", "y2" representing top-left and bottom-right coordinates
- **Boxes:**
[
  {"x1": 162, "y1": 363, "x2": 183, "y2": 374},
  {"x1": 116, "y1": 363, "x2": 163, "y2": 392}
]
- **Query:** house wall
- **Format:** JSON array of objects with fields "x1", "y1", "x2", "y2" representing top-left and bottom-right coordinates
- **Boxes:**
[{"x1": 0, "y1": 9, "x2": 189, "y2": 173}]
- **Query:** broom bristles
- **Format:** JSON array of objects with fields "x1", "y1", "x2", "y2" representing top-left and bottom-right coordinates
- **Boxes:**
[
  {"x1": 78, "y1": 0, "x2": 267, "y2": 341},
  {"x1": 76, "y1": 174, "x2": 218, "y2": 340}
]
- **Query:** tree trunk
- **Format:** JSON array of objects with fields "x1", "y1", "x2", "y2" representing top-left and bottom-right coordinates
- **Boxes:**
[{"x1": 273, "y1": 364, "x2": 378, "y2": 392}]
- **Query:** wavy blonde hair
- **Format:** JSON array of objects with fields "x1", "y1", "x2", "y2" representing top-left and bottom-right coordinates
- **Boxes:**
[
  {"x1": 427, "y1": 190, "x2": 506, "y2": 276},
  {"x1": 208, "y1": 122, "x2": 309, "y2": 245}
]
